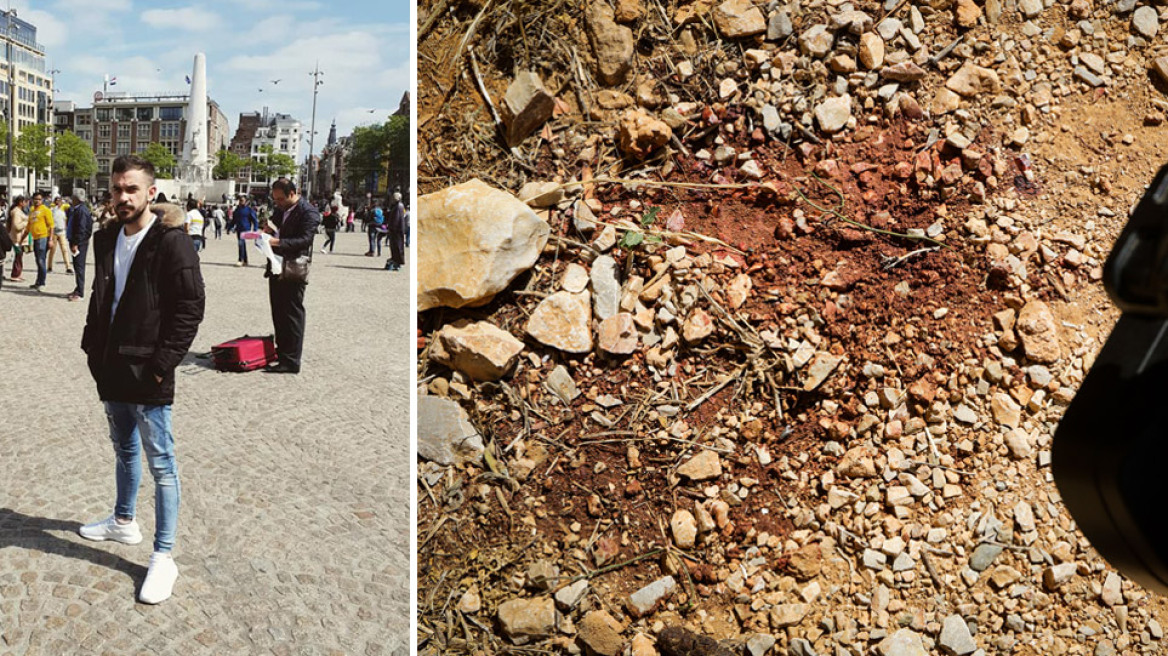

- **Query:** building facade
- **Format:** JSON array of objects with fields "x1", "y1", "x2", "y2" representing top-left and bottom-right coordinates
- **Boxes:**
[
  {"x1": 229, "y1": 109, "x2": 301, "y2": 197},
  {"x1": 0, "y1": 10, "x2": 54, "y2": 199},
  {"x1": 69, "y1": 92, "x2": 229, "y2": 193}
]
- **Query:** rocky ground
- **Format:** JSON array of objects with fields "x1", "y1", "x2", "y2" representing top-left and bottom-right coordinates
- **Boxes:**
[{"x1": 418, "y1": 0, "x2": 1168, "y2": 654}]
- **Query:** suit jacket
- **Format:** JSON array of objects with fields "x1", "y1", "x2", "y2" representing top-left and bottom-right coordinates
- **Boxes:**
[
  {"x1": 67, "y1": 203, "x2": 93, "y2": 247},
  {"x1": 81, "y1": 203, "x2": 205, "y2": 405},
  {"x1": 271, "y1": 197, "x2": 321, "y2": 261}
]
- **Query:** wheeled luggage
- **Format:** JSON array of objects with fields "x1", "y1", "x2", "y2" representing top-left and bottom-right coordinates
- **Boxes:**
[{"x1": 210, "y1": 335, "x2": 276, "y2": 372}]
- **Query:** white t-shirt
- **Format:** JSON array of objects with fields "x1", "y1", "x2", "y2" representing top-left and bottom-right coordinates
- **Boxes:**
[
  {"x1": 52, "y1": 206, "x2": 67, "y2": 233},
  {"x1": 186, "y1": 209, "x2": 204, "y2": 236},
  {"x1": 112, "y1": 216, "x2": 157, "y2": 321}
]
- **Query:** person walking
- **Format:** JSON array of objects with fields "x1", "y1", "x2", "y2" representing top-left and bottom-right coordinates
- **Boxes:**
[
  {"x1": 211, "y1": 204, "x2": 224, "y2": 239},
  {"x1": 320, "y1": 207, "x2": 339, "y2": 253},
  {"x1": 263, "y1": 178, "x2": 320, "y2": 374},
  {"x1": 67, "y1": 189, "x2": 93, "y2": 302},
  {"x1": 7, "y1": 196, "x2": 26, "y2": 282},
  {"x1": 27, "y1": 192, "x2": 54, "y2": 291},
  {"x1": 232, "y1": 196, "x2": 258, "y2": 266},
  {"x1": 184, "y1": 198, "x2": 205, "y2": 253},
  {"x1": 386, "y1": 193, "x2": 406, "y2": 271},
  {"x1": 365, "y1": 205, "x2": 384, "y2": 257},
  {"x1": 47, "y1": 197, "x2": 73, "y2": 275},
  {"x1": 78, "y1": 155, "x2": 205, "y2": 605},
  {"x1": 346, "y1": 208, "x2": 355, "y2": 233}
]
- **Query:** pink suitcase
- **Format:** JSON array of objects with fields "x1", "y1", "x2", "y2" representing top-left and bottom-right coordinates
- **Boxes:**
[{"x1": 211, "y1": 335, "x2": 276, "y2": 372}]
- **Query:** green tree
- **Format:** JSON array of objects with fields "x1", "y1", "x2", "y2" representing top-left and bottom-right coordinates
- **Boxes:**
[
  {"x1": 345, "y1": 114, "x2": 410, "y2": 193},
  {"x1": 54, "y1": 130, "x2": 98, "y2": 184},
  {"x1": 0, "y1": 120, "x2": 10, "y2": 165},
  {"x1": 141, "y1": 142, "x2": 176, "y2": 179},
  {"x1": 251, "y1": 144, "x2": 297, "y2": 186},
  {"x1": 213, "y1": 149, "x2": 248, "y2": 180},
  {"x1": 15, "y1": 123, "x2": 50, "y2": 178}
]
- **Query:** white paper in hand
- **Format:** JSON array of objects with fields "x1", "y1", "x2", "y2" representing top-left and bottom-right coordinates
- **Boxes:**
[{"x1": 243, "y1": 231, "x2": 283, "y2": 275}]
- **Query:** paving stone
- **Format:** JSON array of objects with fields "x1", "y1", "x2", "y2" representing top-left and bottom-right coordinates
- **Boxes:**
[{"x1": 0, "y1": 235, "x2": 410, "y2": 654}]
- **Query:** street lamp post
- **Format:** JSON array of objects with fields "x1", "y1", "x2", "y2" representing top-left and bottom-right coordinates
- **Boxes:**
[
  {"x1": 46, "y1": 70, "x2": 58, "y2": 196},
  {"x1": 305, "y1": 62, "x2": 322, "y2": 200},
  {"x1": 5, "y1": 8, "x2": 15, "y2": 202}
]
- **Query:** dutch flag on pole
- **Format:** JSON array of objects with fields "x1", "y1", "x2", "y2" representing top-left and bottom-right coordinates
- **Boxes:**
[
  {"x1": 109, "y1": 76, "x2": 117, "y2": 86},
  {"x1": 185, "y1": 75, "x2": 191, "y2": 84}
]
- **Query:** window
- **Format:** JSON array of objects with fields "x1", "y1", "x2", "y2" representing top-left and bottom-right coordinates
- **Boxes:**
[
  {"x1": 76, "y1": 130, "x2": 90, "y2": 141},
  {"x1": 96, "y1": 108, "x2": 111, "y2": 122},
  {"x1": 97, "y1": 141, "x2": 110, "y2": 155},
  {"x1": 160, "y1": 122, "x2": 179, "y2": 138},
  {"x1": 98, "y1": 124, "x2": 110, "y2": 138},
  {"x1": 117, "y1": 124, "x2": 130, "y2": 139},
  {"x1": 76, "y1": 113, "x2": 91, "y2": 126},
  {"x1": 136, "y1": 141, "x2": 147, "y2": 153},
  {"x1": 280, "y1": 139, "x2": 288, "y2": 151},
  {"x1": 116, "y1": 142, "x2": 129, "y2": 155},
  {"x1": 116, "y1": 108, "x2": 133, "y2": 121},
  {"x1": 137, "y1": 123, "x2": 150, "y2": 139},
  {"x1": 137, "y1": 107, "x2": 153, "y2": 121},
  {"x1": 159, "y1": 106, "x2": 182, "y2": 121}
]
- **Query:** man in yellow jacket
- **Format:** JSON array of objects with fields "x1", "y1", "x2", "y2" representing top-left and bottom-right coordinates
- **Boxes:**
[{"x1": 27, "y1": 191, "x2": 53, "y2": 290}]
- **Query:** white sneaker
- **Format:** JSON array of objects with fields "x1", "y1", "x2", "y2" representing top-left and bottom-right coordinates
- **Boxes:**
[
  {"x1": 139, "y1": 552, "x2": 178, "y2": 604},
  {"x1": 79, "y1": 515, "x2": 143, "y2": 544}
]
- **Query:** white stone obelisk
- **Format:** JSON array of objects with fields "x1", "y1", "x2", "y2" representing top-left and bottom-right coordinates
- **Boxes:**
[{"x1": 180, "y1": 52, "x2": 210, "y2": 183}]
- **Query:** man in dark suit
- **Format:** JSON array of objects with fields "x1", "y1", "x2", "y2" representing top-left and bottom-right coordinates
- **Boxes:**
[
  {"x1": 264, "y1": 177, "x2": 320, "y2": 374},
  {"x1": 67, "y1": 188, "x2": 94, "y2": 301}
]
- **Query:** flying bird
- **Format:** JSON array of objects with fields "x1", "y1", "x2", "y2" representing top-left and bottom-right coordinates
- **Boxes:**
[
  {"x1": 271, "y1": 79, "x2": 281, "y2": 85},
  {"x1": 258, "y1": 88, "x2": 264, "y2": 92},
  {"x1": 368, "y1": 109, "x2": 377, "y2": 113}
]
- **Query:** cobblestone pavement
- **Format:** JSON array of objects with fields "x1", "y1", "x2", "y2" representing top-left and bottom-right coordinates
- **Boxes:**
[{"x1": 0, "y1": 228, "x2": 410, "y2": 655}]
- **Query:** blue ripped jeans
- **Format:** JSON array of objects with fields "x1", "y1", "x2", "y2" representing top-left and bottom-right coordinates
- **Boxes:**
[{"x1": 104, "y1": 402, "x2": 180, "y2": 553}]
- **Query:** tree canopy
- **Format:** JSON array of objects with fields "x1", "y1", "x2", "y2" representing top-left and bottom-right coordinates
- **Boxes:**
[
  {"x1": 54, "y1": 130, "x2": 98, "y2": 182},
  {"x1": 344, "y1": 114, "x2": 409, "y2": 192},
  {"x1": 213, "y1": 149, "x2": 248, "y2": 180},
  {"x1": 15, "y1": 123, "x2": 50, "y2": 176},
  {"x1": 141, "y1": 142, "x2": 176, "y2": 179},
  {"x1": 252, "y1": 144, "x2": 297, "y2": 183}
]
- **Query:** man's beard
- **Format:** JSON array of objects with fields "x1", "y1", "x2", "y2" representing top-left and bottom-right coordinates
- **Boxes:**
[{"x1": 116, "y1": 203, "x2": 148, "y2": 224}]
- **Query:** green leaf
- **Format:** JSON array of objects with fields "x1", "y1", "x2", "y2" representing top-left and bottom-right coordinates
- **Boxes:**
[
  {"x1": 620, "y1": 231, "x2": 644, "y2": 249},
  {"x1": 641, "y1": 206, "x2": 660, "y2": 226}
]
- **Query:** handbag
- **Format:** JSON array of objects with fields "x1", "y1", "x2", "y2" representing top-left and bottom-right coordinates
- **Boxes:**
[{"x1": 279, "y1": 253, "x2": 311, "y2": 283}]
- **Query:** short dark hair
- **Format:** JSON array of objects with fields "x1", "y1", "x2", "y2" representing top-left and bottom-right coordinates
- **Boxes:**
[
  {"x1": 186, "y1": 198, "x2": 199, "y2": 210},
  {"x1": 111, "y1": 154, "x2": 156, "y2": 183},
  {"x1": 271, "y1": 178, "x2": 296, "y2": 195}
]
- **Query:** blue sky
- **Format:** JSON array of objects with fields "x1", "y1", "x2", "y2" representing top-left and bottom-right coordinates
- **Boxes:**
[{"x1": 19, "y1": 0, "x2": 410, "y2": 150}]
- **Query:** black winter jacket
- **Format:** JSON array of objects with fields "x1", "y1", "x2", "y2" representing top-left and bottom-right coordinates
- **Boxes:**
[
  {"x1": 266, "y1": 197, "x2": 321, "y2": 278},
  {"x1": 81, "y1": 204, "x2": 205, "y2": 405}
]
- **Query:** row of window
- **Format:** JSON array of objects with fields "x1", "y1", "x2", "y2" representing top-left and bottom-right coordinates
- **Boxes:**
[
  {"x1": 93, "y1": 141, "x2": 180, "y2": 157},
  {"x1": 93, "y1": 121, "x2": 181, "y2": 139},
  {"x1": 90, "y1": 106, "x2": 184, "y2": 123}
]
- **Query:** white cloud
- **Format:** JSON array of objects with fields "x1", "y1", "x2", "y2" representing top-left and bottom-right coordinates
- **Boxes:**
[
  {"x1": 19, "y1": 9, "x2": 67, "y2": 48},
  {"x1": 53, "y1": 0, "x2": 130, "y2": 11},
  {"x1": 141, "y1": 7, "x2": 219, "y2": 31},
  {"x1": 231, "y1": 0, "x2": 322, "y2": 12}
]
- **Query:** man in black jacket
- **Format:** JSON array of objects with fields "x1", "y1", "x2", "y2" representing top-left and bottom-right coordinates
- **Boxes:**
[
  {"x1": 264, "y1": 177, "x2": 320, "y2": 374},
  {"x1": 78, "y1": 155, "x2": 205, "y2": 605},
  {"x1": 385, "y1": 192, "x2": 406, "y2": 272},
  {"x1": 66, "y1": 188, "x2": 93, "y2": 302}
]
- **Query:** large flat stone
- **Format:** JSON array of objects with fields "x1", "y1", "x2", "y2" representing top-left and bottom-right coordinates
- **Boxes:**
[{"x1": 418, "y1": 179, "x2": 549, "y2": 311}]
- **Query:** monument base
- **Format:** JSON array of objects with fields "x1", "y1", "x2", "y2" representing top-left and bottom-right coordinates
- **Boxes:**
[{"x1": 155, "y1": 179, "x2": 237, "y2": 205}]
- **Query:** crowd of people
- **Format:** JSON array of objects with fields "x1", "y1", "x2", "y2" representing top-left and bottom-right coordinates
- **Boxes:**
[{"x1": 0, "y1": 185, "x2": 410, "y2": 296}]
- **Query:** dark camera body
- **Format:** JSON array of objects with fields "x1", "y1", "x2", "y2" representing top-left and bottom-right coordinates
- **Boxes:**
[{"x1": 1054, "y1": 163, "x2": 1168, "y2": 595}]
